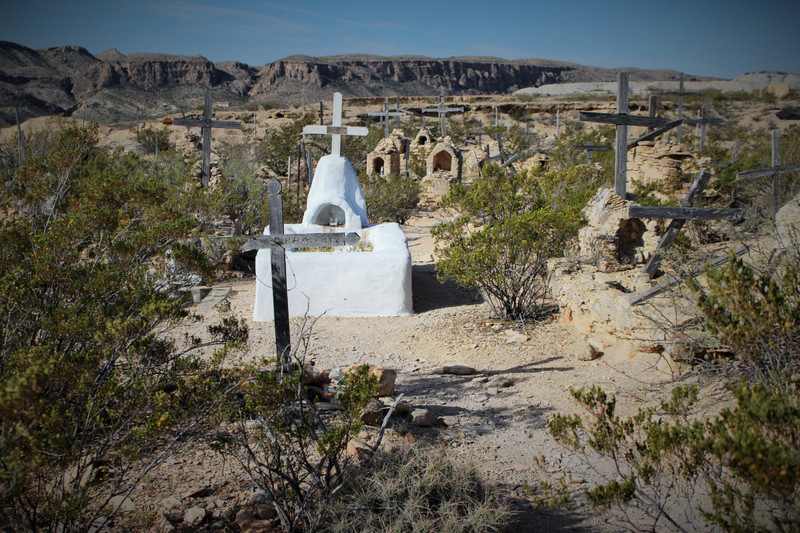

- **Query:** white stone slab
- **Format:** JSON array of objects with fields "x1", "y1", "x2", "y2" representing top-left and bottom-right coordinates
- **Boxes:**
[{"x1": 253, "y1": 223, "x2": 413, "y2": 320}]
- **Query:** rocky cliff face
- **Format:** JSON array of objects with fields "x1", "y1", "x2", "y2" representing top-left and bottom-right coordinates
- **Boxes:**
[{"x1": 0, "y1": 41, "x2": 697, "y2": 127}]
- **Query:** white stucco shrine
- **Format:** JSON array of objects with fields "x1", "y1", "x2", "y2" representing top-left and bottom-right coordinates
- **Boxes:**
[{"x1": 253, "y1": 93, "x2": 413, "y2": 320}]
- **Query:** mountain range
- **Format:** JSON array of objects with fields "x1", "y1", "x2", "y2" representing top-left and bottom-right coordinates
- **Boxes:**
[{"x1": 1, "y1": 40, "x2": 711, "y2": 127}]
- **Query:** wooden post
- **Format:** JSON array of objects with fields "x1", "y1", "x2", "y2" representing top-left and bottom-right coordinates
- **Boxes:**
[
  {"x1": 677, "y1": 73, "x2": 684, "y2": 144},
  {"x1": 136, "y1": 106, "x2": 140, "y2": 135},
  {"x1": 648, "y1": 95, "x2": 658, "y2": 132},
  {"x1": 556, "y1": 109, "x2": 562, "y2": 138},
  {"x1": 699, "y1": 104, "x2": 708, "y2": 150},
  {"x1": 267, "y1": 179, "x2": 291, "y2": 363},
  {"x1": 319, "y1": 102, "x2": 324, "y2": 125},
  {"x1": 732, "y1": 138, "x2": 739, "y2": 164},
  {"x1": 305, "y1": 145, "x2": 314, "y2": 187},
  {"x1": 615, "y1": 71, "x2": 630, "y2": 197},
  {"x1": 15, "y1": 107, "x2": 24, "y2": 167},
  {"x1": 772, "y1": 129, "x2": 781, "y2": 217}
]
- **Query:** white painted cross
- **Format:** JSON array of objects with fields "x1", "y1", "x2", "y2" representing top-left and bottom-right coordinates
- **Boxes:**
[{"x1": 302, "y1": 92, "x2": 368, "y2": 157}]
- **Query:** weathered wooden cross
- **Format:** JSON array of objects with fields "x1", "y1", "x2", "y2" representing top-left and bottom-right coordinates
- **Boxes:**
[
  {"x1": 684, "y1": 103, "x2": 724, "y2": 151},
  {"x1": 422, "y1": 88, "x2": 463, "y2": 137},
  {"x1": 173, "y1": 89, "x2": 242, "y2": 186},
  {"x1": 657, "y1": 72, "x2": 697, "y2": 144},
  {"x1": 572, "y1": 144, "x2": 610, "y2": 164},
  {"x1": 241, "y1": 179, "x2": 360, "y2": 364},
  {"x1": 580, "y1": 72, "x2": 667, "y2": 197},
  {"x1": 303, "y1": 92, "x2": 368, "y2": 157},
  {"x1": 469, "y1": 120, "x2": 484, "y2": 147},
  {"x1": 368, "y1": 97, "x2": 406, "y2": 138},
  {"x1": 737, "y1": 129, "x2": 800, "y2": 218},
  {"x1": 628, "y1": 170, "x2": 743, "y2": 278}
]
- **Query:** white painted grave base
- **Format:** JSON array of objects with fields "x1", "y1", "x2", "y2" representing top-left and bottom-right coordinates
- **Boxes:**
[{"x1": 253, "y1": 222, "x2": 413, "y2": 320}]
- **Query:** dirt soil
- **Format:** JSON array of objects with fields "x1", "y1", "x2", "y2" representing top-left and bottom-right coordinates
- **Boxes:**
[{"x1": 114, "y1": 211, "x2": 693, "y2": 533}]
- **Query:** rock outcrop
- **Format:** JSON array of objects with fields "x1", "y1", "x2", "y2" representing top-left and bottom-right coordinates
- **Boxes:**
[{"x1": 1, "y1": 40, "x2": 695, "y2": 127}]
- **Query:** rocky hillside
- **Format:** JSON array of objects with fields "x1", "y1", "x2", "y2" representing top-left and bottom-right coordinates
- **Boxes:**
[{"x1": 0, "y1": 40, "x2": 706, "y2": 127}]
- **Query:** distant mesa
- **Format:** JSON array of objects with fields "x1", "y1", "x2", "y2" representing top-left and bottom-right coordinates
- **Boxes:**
[{"x1": 0, "y1": 40, "x2": 795, "y2": 128}]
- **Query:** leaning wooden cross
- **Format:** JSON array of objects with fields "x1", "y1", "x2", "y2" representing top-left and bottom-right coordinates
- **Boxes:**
[
  {"x1": 173, "y1": 89, "x2": 241, "y2": 186},
  {"x1": 422, "y1": 88, "x2": 464, "y2": 137},
  {"x1": 579, "y1": 72, "x2": 666, "y2": 197},
  {"x1": 628, "y1": 170, "x2": 743, "y2": 278},
  {"x1": 241, "y1": 179, "x2": 359, "y2": 364}
]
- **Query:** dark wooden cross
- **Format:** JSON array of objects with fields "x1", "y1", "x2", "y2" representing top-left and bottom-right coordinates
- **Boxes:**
[
  {"x1": 684, "y1": 103, "x2": 724, "y2": 151},
  {"x1": 422, "y1": 88, "x2": 463, "y2": 137},
  {"x1": 483, "y1": 133, "x2": 522, "y2": 172},
  {"x1": 737, "y1": 129, "x2": 800, "y2": 218},
  {"x1": 628, "y1": 170, "x2": 743, "y2": 278},
  {"x1": 580, "y1": 72, "x2": 666, "y2": 197},
  {"x1": 657, "y1": 72, "x2": 697, "y2": 144},
  {"x1": 469, "y1": 120, "x2": 484, "y2": 147},
  {"x1": 368, "y1": 97, "x2": 406, "y2": 138},
  {"x1": 242, "y1": 179, "x2": 360, "y2": 364},
  {"x1": 572, "y1": 144, "x2": 610, "y2": 164},
  {"x1": 173, "y1": 89, "x2": 242, "y2": 186}
]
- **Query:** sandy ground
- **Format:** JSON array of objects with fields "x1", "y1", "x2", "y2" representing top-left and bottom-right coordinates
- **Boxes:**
[{"x1": 122, "y1": 211, "x2": 690, "y2": 532}]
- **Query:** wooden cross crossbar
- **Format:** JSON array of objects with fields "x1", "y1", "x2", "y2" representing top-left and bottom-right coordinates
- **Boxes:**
[
  {"x1": 573, "y1": 144, "x2": 610, "y2": 164},
  {"x1": 303, "y1": 92, "x2": 368, "y2": 158},
  {"x1": 628, "y1": 205, "x2": 743, "y2": 220},
  {"x1": 632, "y1": 171, "x2": 741, "y2": 279},
  {"x1": 736, "y1": 130, "x2": 796, "y2": 218},
  {"x1": 172, "y1": 89, "x2": 242, "y2": 187},
  {"x1": 627, "y1": 119, "x2": 684, "y2": 150},
  {"x1": 241, "y1": 232, "x2": 360, "y2": 251},
  {"x1": 737, "y1": 163, "x2": 800, "y2": 180},
  {"x1": 579, "y1": 112, "x2": 666, "y2": 128}
]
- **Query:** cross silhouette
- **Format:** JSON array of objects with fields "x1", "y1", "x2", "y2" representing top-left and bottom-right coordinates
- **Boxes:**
[{"x1": 303, "y1": 92, "x2": 368, "y2": 157}]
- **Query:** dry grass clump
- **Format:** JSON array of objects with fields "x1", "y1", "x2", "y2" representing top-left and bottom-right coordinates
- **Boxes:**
[{"x1": 321, "y1": 443, "x2": 510, "y2": 533}]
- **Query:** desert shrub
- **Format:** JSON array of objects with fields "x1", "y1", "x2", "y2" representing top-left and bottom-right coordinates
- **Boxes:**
[
  {"x1": 359, "y1": 172, "x2": 420, "y2": 224},
  {"x1": 214, "y1": 334, "x2": 380, "y2": 533},
  {"x1": 135, "y1": 124, "x2": 172, "y2": 154},
  {"x1": 432, "y1": 164, "x2": 599, "y2": 320},
  {"x1": 545, "y1": 251, "x2": 800, "y2": 532},
  {"x1": 260, "y1": 114, "x2": 316, "y2": 176},
  {"x1": 0, "y1": 124, "x2": 247, "y2": 531},
  {"x1": 322, "y1": 442, "x2": 510, "y2": 533}
]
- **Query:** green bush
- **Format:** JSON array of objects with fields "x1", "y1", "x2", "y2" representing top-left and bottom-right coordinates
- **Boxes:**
[
  {"x1": 432, "y1": 164, "x2": 599, "y2": 320},
  {"x1": 0, "y1": 124, "x2": 246, "y2": 531},
  {"x1": 135, "y1": 124, "x2": 172, "y2": 155},
  {"x1": 359, "y1": 172, "x2": 420, "y2": 224},
  {"x1": 215, "y1": 344, "x2": 379, "y2": 533},
  {"x1": 545, "y1": 251, "x2": 800, "y2": 532}
]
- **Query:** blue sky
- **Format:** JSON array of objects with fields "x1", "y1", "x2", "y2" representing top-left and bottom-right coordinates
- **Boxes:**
[{"x1": 3, "y1": 0, "x2": 798, "y2": 79}]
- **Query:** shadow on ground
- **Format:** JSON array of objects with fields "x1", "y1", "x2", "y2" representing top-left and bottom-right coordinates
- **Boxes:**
[{"x1": 412, "y1": 263, "x2": 481, "y2": 312}]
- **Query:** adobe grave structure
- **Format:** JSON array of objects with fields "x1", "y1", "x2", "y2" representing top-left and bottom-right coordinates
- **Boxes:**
[
  {"x1": 366, "y1": 128, "x2": 409, "y2": 176},
  {"x1": 253, "y1": 93, "x2": 413, "y2": 319},
  {"x1": 420, "y1": 135, "x2": 463, "y2": 206}
]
